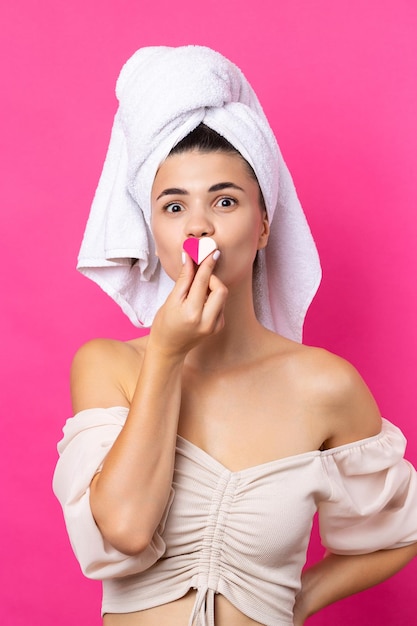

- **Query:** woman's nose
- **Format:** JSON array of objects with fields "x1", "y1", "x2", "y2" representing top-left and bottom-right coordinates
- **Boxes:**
[{"x1": 185, "y1": 208, "x2": 215, "y2": 238}]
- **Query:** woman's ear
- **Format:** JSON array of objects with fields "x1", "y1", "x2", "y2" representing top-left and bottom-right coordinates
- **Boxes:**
[{"x1": 257, "y1": 211, "x2": 270, "y2": 250}]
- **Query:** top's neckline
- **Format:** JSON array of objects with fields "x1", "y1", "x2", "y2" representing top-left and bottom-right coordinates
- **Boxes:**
[
  {"x1": 175, "y1": 421, "x2": 388, "y2": 475},
  {"x1": 74, "y1": 406, "x2": 390, "y2": 476}
]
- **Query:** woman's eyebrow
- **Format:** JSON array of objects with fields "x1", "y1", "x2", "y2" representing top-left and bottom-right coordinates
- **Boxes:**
[
  {"x1": 156, "y1": 182, "x2": 244, "y2": 201},
  {"x1": 208, "y1": 182, "x2": 244, "y2": 193},
  {"x1": 156, "y1": 187, "x2": 188, "y2": 200}
]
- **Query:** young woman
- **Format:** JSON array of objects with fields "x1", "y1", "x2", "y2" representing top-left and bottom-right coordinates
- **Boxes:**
[{"x1": 53, "y1": 46, "x2": 417, "y2": 626}]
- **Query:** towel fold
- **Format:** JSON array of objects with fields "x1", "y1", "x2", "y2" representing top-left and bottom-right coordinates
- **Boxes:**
[{"x1": 77, "y1": 45, "x2": 321, "y2": 341}]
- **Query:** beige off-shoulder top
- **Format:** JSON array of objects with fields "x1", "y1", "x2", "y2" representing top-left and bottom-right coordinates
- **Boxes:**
[{"x1": 53, "y1": 407, "x2": 417, "y2": 626}]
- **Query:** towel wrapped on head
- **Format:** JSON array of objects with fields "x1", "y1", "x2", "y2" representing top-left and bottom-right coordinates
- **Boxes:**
[{"x1": 77, "y1": 45, "x2": 321, "y2": 341}]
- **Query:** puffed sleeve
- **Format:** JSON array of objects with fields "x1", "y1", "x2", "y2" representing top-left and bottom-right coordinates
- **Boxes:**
[
  {"x1": 52, "y1": 407, "x2": 174, "y2": 579},
  {"x1": 319, "y1": 418, "x2": 417, "y2": 555}
]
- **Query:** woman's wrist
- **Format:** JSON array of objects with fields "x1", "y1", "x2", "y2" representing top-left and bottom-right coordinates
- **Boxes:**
[
  {"x1": 294, "y1": 563, "x2": 324, "y2": 623},
  {"x1": 293, "y1": 582, "x2": 314, "y2": 625},
  {"x1": 146, "y1": 331, "x2": 190, "y2": 363}
]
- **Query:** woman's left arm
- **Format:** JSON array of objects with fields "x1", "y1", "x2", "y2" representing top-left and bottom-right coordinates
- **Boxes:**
[
  {"x1": 294, "y1": 350, "x2": 417, "y2": 623},
  {"x1": 294, "y1": 543, "x2": 417, "y2": 623}
]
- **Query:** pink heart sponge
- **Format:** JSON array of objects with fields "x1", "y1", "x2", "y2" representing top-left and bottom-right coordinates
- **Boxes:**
[{"x1": 183, "y1": 237, "x2": 218, "y2": 265}]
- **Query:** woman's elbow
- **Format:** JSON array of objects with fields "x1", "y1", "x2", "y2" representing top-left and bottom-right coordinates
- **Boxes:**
[{"x1": 98, "y1": 518, "x2": 155, "y2": 556}]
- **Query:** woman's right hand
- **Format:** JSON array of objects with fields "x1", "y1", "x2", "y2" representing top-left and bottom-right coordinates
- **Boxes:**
[{"x1": 149, "y1": 250, "x2": 228, "y2": 358}]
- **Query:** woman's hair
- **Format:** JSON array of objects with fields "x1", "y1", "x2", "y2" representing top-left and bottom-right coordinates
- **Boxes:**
[
  {"x1": 169, "y1": 123, "x2": 239, "y2": 155},
  {"x1": 130, "y1": 124, "x2": 266, "y2": 266}
]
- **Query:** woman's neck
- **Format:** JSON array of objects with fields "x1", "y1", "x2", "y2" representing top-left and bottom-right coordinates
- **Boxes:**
[{"x1": 184, "y1": 287, "x2": 273, "y2": 373}]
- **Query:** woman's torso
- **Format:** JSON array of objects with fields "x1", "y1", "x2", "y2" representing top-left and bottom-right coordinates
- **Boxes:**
[{"x1": 96, "y1": 330, "x2": 377, "y2": 625}]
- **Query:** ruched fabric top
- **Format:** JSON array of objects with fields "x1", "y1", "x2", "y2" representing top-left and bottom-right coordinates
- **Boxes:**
[{"x1": 53, "y1": 407, "x2": 417, "y2": 626}]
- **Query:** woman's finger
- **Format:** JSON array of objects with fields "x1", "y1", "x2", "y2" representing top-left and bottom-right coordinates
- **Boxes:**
[
  {"x1": 200, "y1": 274, "x2": 228, "y2": 332},
  {"x1": 185, "y1": 251, "x2": 220, "y2": 308},
  {"x1": 168, "y1": 251, "x2": 196, "y2": 301}
]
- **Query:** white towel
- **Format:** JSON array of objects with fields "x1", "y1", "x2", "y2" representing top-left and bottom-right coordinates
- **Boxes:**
[{"x1": 77, "y1": 45, "x2": 321, "y2": 341}]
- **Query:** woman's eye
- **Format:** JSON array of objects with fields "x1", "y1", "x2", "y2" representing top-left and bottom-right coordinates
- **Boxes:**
[
  {"x1": 216, "y1": 197, "x2": 236, "y2": 208},
  {"x1": 165, "y1": 203, "x2": 184, "y2": 213}
]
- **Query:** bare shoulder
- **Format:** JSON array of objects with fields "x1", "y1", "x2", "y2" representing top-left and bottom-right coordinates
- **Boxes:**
[
  {"x1": 70, "y1": 336, "x2": 148, "y2": 413},
  {"x1": 262, "y1": 335, "x2": 382, "y2": 449},
  {"x1": 291, "y1": 343, "x2": 382, "y2": 448}
]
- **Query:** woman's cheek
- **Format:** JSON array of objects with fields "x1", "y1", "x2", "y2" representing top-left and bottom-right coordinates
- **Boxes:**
[{"x1": 155, "y1": 240, "x2": 184, "y2": 279}]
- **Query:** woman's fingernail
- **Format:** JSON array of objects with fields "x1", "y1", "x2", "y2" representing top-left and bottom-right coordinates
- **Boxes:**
[
  {"x1": 182, "y1": 251, "x2": 186, "y2": 265},
  {"x1": 213, "y1": 249, "x2": 221, "y2": 261}
]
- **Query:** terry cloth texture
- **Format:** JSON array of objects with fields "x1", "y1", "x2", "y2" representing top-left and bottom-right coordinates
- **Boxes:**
[{"x1": 77, "y1": 45, "x2": 322, "y2": 341}]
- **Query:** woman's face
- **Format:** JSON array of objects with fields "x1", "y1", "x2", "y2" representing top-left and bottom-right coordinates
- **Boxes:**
[{"x1": 150, "y1": 150, "x2": 269, "y2": 289}]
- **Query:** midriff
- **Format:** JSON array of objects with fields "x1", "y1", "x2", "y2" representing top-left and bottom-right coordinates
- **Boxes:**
[{"x1": 103, "y1": 590, "x2": 266, "y2": 626}]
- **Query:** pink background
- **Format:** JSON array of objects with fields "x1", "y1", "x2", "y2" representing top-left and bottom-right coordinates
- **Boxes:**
[{"x1": 1, "y1": 1, "x2": 416, "y2": 624}]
